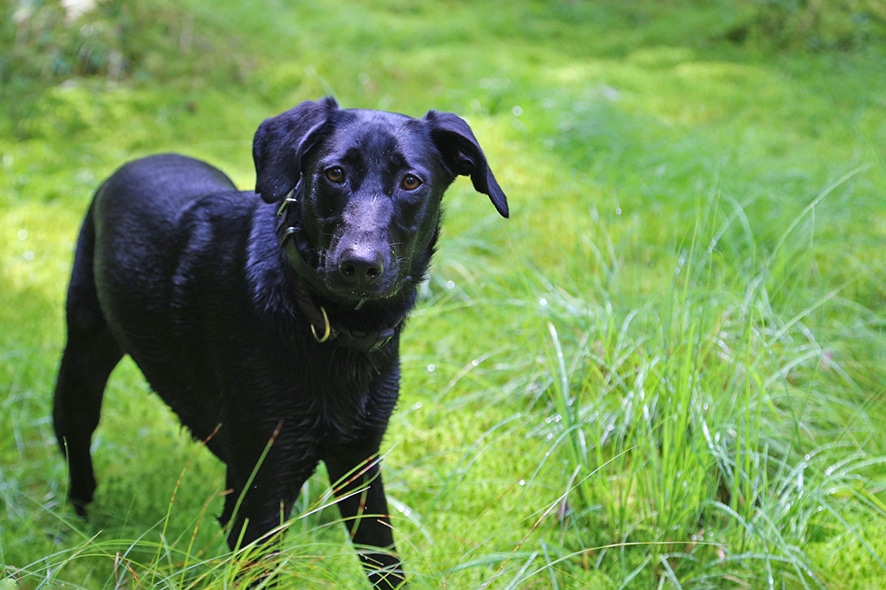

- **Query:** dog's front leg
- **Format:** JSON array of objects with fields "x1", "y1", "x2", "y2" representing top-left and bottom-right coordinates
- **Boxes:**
[
  {"x1": 220, "y1": 426, "x2": 321, "y2": 550},
  {"x1": 325, "y1": 449, "x2": 405, "y2": 589},
  {"x1": 220, "y1": 442, "x2": 322, "y2": 587}
]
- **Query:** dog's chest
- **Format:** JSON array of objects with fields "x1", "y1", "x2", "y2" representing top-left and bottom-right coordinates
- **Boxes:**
[
  {"x1": 295, "y1": 349, "x2": 396, "y2": 440},
  {"x1": 319, "y1": 387, "x2": 372, "y2": 439}
]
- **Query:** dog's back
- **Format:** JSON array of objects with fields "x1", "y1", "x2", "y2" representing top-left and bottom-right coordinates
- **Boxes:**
[
  {"x1": 89, "y1": 154, "x2": 240, "y2": 318},
  {"x1": 92, "y1": 153, "x2": 237, "y2": 252}
]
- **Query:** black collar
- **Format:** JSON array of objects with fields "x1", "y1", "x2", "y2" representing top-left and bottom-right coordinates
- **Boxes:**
[{"x1": 276, "y1": 199, "x2": 401, "y2": 353}]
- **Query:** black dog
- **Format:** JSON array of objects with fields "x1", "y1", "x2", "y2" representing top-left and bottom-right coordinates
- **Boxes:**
[{"x1": 52, "y1": 97, "x2": 508, "y2": 588}]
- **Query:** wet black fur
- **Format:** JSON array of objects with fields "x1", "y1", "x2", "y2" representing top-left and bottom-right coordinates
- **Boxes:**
[{"x1": 52, "y1": 97, "x2": 508, "y2": 588}]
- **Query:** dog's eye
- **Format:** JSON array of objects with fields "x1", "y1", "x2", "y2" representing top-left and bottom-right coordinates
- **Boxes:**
[
  {"x1": 401, "y1": 174, "x2": 422, "y2": 191},
  {"x1": 325, "y1": 166, "x2": 346, "y2": 184}
]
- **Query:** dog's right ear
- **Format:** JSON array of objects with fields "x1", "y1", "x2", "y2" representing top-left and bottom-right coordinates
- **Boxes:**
[{"x1": 253, "y1": 97, "x2": 339, "y2": 203}]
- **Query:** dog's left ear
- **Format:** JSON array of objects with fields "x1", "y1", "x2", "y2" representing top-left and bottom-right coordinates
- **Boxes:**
[
  {"x1": 424, "y1": 111, "x2": 509, "y2": 218},
  {"x1": 253, "y1": 97, "x2": 339, "y2": 203}
]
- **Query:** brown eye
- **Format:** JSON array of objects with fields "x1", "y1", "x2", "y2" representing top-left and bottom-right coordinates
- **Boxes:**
[
  {"x1": 401, "y1": 174, "x2": 422, "y2": 191},
  {"x1": 325, "y1": 166, "x2": 345, "y2": 184}
]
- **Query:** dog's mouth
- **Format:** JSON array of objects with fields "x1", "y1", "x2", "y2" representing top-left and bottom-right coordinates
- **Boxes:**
[{"x1": 321, "y1": 267, "x2": 403, "y2": 303}]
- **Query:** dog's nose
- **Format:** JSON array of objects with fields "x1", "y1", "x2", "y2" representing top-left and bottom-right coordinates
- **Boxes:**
[{"x1": 338, "y1": 248, "x2": 385, "y2": 284}]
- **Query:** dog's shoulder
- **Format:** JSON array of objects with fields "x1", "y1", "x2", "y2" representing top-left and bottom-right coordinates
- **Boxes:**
[
  {"x1": 169, "y1": 188, "x2": 264, "y2": 276},
  {"x1": 172, "y1": 190, "x2": 293, "y2": 318}
]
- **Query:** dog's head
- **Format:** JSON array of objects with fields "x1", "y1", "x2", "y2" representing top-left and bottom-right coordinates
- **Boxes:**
[{"x1": 253, "y1": 97, "x2": 508, "y2": 304}]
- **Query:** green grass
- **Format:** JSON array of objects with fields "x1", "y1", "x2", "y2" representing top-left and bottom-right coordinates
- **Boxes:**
[{"x1": 2, "y1": 0, "x2": 885, "y2": 588}]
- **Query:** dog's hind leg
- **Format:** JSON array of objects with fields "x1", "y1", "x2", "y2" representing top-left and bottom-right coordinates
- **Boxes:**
[{"x1": 53, "y1": 211, "x2": 123, "y2": 515}]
